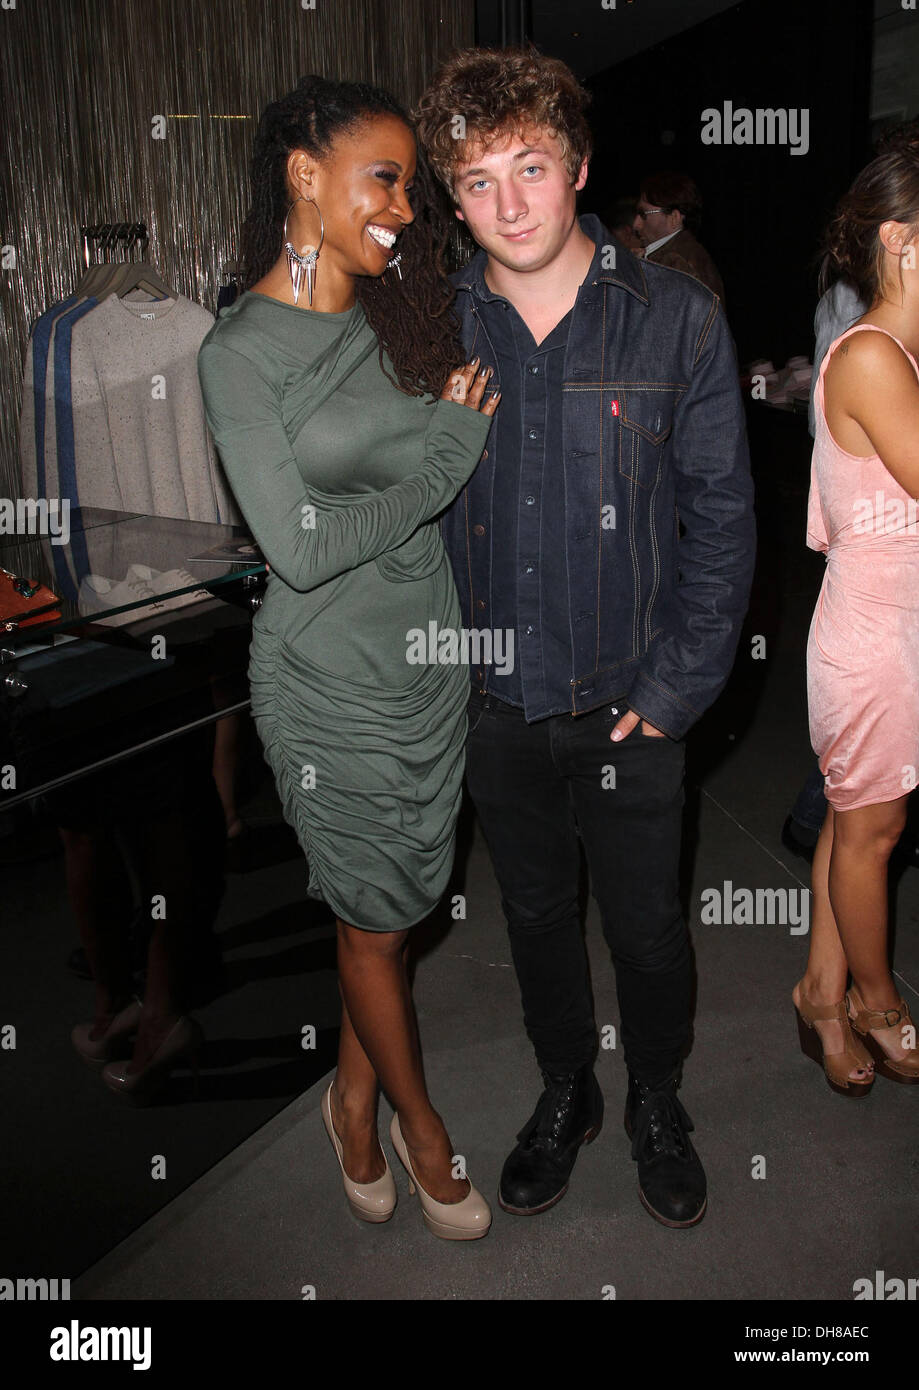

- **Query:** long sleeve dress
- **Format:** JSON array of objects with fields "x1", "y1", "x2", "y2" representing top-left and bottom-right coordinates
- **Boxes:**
[{"x1": 198, "y1": 290, "x2": 492, "y2": 930}]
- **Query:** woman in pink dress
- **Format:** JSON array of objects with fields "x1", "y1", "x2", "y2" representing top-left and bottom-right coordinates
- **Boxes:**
[{"x1": 794, "y1": 132, "x2": 919, "y2": 1093}]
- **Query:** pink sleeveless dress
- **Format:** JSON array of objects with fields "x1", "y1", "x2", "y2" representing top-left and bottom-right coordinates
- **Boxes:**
[{"x1": 807, "y1": 324, "x2": 919, "y2": 811}]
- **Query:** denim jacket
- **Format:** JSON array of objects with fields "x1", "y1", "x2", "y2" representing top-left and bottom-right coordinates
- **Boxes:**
[{"x1": 440, "y1": 213, "x2": 756, "y2": 740}]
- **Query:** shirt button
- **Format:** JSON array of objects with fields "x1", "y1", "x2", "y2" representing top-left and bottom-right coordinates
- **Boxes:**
[
  {"x1": 524, "y1": 564, "x2": 534, "y2": 574},
  {"x1": 473, "y1": 524, "x2": 485, "y2": 536},
  {"x1": 476, "y1": 598, "x2": 486, "y2": 610},
  {"x1": 529, "y1": 364, "x2": 539, "y2": 374},
  {"x1": 527, "y1": 429, "x2": 538, "y2": 440},
  {"x1": 524, "y1": 495, "x2": 535, "y2": 505},
  {"x1": 525, "y1": 625, "x2": 535, "y2": 636}
]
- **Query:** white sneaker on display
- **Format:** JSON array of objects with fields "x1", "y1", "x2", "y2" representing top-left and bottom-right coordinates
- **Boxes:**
[
  {"x1": 125, "y1": 563, "x2": 212, "y2": 611},
  {"x1": 78, "y1": 571, "x2": 166, "y2": 625}
]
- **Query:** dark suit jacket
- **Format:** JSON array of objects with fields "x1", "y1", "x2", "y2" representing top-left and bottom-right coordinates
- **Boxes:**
[{"x1": 645, "y1": 228, "x2": 725, "y2": 304}]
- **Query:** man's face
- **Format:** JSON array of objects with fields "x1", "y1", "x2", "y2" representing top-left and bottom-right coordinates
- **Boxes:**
[
  {"x1": 451, "y1": 125, "x2": 587, "y2": 274},
  {"x1": 633, "y1": 195, "x2": 681, "y2": 248}
]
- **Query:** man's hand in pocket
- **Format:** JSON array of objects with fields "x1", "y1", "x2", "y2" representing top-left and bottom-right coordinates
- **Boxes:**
[{"x1": 611, "y1": 710, "x2": 666, "y2": 741}]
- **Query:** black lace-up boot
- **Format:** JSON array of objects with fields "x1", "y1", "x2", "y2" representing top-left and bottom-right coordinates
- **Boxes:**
[
  {"x1": 624, "y1": 1070, "x2": 707, "y2": 1227},
  {"x1": 498, "y1": 1062, "x2": 604, "y2": 1215}
]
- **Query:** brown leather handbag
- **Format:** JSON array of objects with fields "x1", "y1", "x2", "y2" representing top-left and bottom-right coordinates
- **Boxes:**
[{"x1": 0, "y1": 565, "x2": 62, "y2": 632}]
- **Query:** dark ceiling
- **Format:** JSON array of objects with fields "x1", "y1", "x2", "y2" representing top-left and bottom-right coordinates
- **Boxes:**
[{"x1": 475, "y1": 0, "x2": 744, "y2": 78}]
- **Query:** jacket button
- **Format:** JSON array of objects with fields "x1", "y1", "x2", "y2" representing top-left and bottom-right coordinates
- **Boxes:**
[
  {"x1": 473, "y1": 524, "x2": 485, "y2": 536},
  {"x1": 476, "y1": 599, "x2": 486, "y2": 610}
]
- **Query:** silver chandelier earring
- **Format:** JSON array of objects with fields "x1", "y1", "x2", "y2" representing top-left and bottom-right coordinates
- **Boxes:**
[{"x1": 283, "y1": 194, "x2": 325, "y2": 306}]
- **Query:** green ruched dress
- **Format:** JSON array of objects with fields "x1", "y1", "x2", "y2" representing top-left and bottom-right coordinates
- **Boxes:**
[{"x1": 198, "y1": 291, "x2": 491, "y2": 931}]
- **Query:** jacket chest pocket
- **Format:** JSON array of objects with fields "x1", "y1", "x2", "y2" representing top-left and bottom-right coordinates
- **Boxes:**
[{"x1": 616, "y1": 387, "x2": 682, "y2": 489}]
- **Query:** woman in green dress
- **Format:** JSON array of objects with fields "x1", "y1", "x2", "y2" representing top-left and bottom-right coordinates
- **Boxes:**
[{"x1": 198, "y1": 76, "x2": 499, "y2": 1240}]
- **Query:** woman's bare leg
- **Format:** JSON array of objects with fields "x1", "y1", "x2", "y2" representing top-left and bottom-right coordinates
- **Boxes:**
[
  {"x1": 830, "y1": 795, "x2": 913, "y2": 1061},
  {"x1": 331, "y1": 938, "x2": 418, "y2": 1182},
  {"x1": 794, "y1": 804, "x2": 873, "y2": 1080},
  {"x1": 212, "y1": 711, "x2": 244, "y2": 838},
  {"x1": 331, "y1": 991, "x2": 386, "y2": 1182},
  {"x1": 60, "y1": 826, "x2": 135, "y2": 1030},
  {"x1": 333, "y1": 919, "x2": 470, "y2": 1204}
]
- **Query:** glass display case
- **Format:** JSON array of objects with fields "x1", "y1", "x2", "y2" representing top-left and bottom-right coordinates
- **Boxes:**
[{"x1": 0, "y1": 506, "x2": 265, "y2": 807}]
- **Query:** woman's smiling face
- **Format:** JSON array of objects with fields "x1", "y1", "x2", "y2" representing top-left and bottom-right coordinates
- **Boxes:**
[{"x1": 287, "y1": 113, "x2": 417, "y2": 283}]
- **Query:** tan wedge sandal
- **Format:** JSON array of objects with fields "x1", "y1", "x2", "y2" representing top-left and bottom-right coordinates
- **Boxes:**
[
  {"x1": 793, "y1": 987, "x2": 875, "y2": 1097},
  {"x1": 846, "y1": 987, "x2": 919, "y2": 1084}
]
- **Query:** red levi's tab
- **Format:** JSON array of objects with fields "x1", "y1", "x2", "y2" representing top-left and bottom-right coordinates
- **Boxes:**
[{"x1": 610, "y1": 399, "x2": 620, "y2": 416}]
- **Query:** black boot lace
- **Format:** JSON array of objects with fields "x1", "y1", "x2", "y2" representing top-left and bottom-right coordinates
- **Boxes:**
[{"x1": 630, "y1": 1086, "x2": 694, "y2": 1163}]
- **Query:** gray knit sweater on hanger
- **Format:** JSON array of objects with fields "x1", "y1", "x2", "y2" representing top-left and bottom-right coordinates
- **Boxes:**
[{"x1": 37, "y1": 292, "x2": 241, "y2": 525}]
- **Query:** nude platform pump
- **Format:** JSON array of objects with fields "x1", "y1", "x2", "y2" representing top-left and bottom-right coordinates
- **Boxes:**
[
  {"x1": 389, "y1": 1112, "x2": 491, "y2": 1240},
  {"x1": 322, "y1": 1082, "x2": 397, "y2": 1223}
]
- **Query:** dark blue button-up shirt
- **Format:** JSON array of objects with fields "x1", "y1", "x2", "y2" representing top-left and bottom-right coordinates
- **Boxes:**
[{"x1": 468, "y1": 261, "x2": 576, "y2": 719}]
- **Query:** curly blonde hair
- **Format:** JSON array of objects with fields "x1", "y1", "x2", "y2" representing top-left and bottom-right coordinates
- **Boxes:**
[{"x1": 413, "y1": 45, "x2": 592, "y2": 200}]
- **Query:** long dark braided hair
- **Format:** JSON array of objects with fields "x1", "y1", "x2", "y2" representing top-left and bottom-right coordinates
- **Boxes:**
[{"x1": 240, "y1": 75, "x2": 463, "y2": 397}]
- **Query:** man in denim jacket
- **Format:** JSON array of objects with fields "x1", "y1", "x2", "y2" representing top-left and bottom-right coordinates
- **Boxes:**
[{"x1": 416, "y1": 48, "x2": 755, "y2": 1228}]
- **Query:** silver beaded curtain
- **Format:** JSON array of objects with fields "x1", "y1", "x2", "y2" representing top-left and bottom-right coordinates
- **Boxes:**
[{"x1": 0, "y1": 0, "x2": 474, "y2": 504}]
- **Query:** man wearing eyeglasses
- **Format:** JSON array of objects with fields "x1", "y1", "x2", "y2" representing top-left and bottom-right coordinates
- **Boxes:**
[{"x1": 634, "y1": 171, "x2": 726, "y2": 304}]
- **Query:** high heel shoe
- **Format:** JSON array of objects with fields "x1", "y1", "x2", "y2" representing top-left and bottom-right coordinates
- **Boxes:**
[
  {"x1": 846, "y1": 987, "x2": 919, "y2": 1084},
  {"x1": 793, "y1": 986, "x2": 875, "y2": 1097},
  {"x1": 101, "y1": 1016, "x2": 204, "y2": 1103},
  {"x1": 71, "y1": 996, "x2": 143, "y2": 1068},
  {"x1": 389, "y1": 1112, "x2": 491, "y2": 1241},
  {"x1": 321, "y1": 1082, "x2": 396, "y2": 1223}
]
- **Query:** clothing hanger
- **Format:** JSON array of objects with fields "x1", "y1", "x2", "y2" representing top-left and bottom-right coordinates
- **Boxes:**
[
  {"x1": 76, "y1": 223, "x2": 127, "y2": 298},
  {"x1": 115, "y1": 261, "x2": 176, "y2": 298},
  {"x1": 74, "y1": 223, "x2": 176, "y2": 301}
]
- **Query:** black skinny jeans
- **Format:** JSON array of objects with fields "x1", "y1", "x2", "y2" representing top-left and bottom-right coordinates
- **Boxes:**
[{"x1": 465, "y1": 690, "x2": 691, "y2": 1088}]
